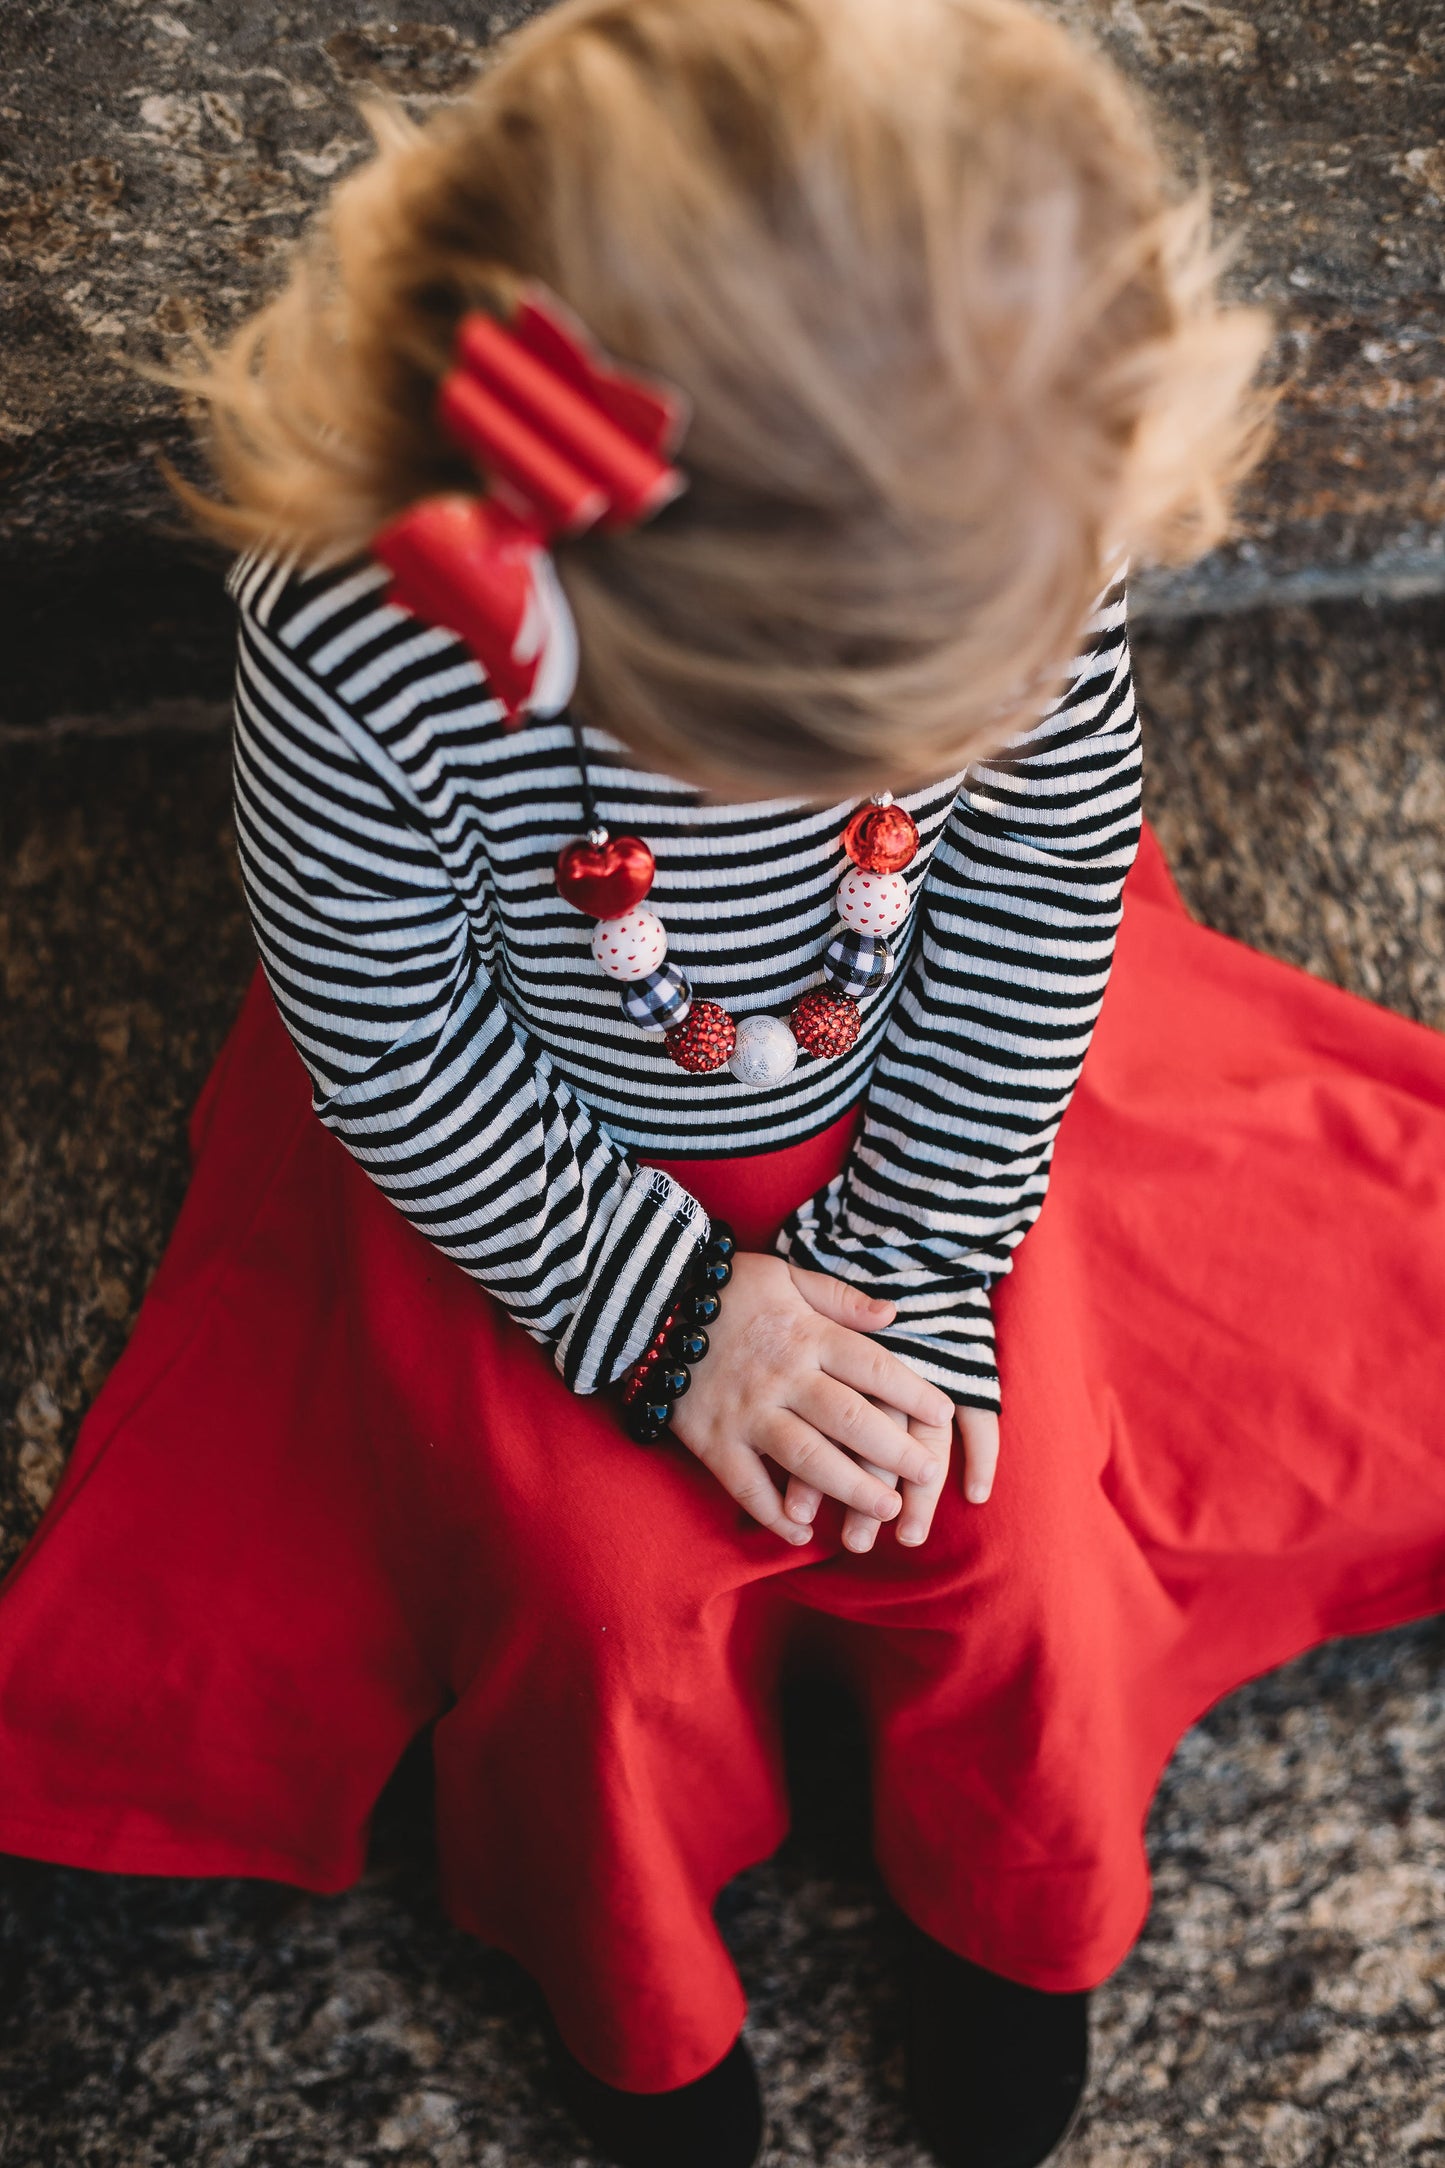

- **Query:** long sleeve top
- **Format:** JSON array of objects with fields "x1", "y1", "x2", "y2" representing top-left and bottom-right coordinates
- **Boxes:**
[{"x1": 227, "y1": 545, "x2": 1141, "y2": 1410}]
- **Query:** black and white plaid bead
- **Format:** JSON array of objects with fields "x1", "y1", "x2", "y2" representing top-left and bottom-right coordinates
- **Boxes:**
[
  {"x1": 619, "y1": 962, "x2": 694, "y2": 1032},
  {"x1": 821, "y1": 927, "x2": 893, "y2": 999}
]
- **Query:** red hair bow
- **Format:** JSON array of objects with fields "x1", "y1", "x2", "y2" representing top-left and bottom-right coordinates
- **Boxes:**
[{"x1": 371, "y1": 285, "x2": 689, "y2": 724}]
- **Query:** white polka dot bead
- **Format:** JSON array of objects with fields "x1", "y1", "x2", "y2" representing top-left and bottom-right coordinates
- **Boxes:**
[
  {"x1": 591, "y1": 906, "x2": 668, "y2": 981},
  {"x1": 727, "y1": 1011, "x2": 799, "y2": 1087},
  {"x1": 836, "y1": 868, "x2": 910, "y2": 937}
]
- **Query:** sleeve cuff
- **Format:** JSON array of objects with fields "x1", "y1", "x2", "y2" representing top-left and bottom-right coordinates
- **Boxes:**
[
  {"x1": 870, "y1": 1284, "x2": 1000, "y2": 1413},
  {"x1": 776, "y1": 1206, "x2": 1001, "y2": 1411},
  {"x1": 554, "y1": 1166, "x2": 709, "y2": 1394},
  {"x1": 871, "y1": 1333, "x2": 1000, "y2": 1414}
]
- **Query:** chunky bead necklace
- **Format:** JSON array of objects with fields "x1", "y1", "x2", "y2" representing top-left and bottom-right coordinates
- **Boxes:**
[{"x1": 552, "y1": 710, "x2": 920, "y2": 1083}]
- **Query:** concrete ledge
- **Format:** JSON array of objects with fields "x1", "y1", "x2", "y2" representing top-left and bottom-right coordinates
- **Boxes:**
[{"x1": 1133, "y1": 545, "x2": 1445, "y2": 620}]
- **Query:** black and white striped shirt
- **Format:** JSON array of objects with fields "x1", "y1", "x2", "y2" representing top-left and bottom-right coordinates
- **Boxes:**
[{"x1": 228, "y1": 547, "x2": 1140, "y2": 1411}]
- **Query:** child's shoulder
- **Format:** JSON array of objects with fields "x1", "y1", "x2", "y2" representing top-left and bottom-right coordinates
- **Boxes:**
[
  {"x1": 227, "y1": 543, "x2": 510, "y2": 758},
  {"x1": 227, "y1": 542, "x2": 392, "y2": 647}
]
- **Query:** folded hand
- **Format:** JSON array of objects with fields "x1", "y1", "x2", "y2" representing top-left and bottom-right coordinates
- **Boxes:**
[{"x1": 666, "y1": 1251, "x2": 957, "y2": 1545}]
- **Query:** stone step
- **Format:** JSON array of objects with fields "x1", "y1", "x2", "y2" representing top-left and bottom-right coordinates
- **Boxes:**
[{"x1": 1, "y1": 2, "x2": 1441, "y2": 724}]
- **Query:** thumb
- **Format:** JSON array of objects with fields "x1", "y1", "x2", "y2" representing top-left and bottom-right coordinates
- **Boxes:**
[{"x1": 786, "y1": 1262, "x2": 896, "y2": 1330}]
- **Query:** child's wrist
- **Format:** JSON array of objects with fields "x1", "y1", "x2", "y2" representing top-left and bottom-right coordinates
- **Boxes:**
[{"x1": 619, "y1": 1221, "x2": 738, "y2": 1442}]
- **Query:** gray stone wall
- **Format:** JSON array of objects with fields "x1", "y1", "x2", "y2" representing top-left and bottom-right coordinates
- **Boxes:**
[
  {"x1": 1, "y1": 1, "x2": 1442, "y2": 720},
  {"x1": 1056, "y1": 0, "x2": 1445, "y2": 616}
]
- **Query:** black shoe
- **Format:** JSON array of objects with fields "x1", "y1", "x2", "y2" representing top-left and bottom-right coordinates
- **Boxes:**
[
  {"x1": 904, "y1": 1924, "x2": 1089, "y2": 2168},
  {"x1": 551, "y1": 2031, "x2": 764, "y2": 2168}
]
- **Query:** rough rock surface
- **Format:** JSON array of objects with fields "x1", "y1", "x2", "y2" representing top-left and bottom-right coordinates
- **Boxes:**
[
  {"x1": 2, "y1": 1, "x2": 1443, "y2": 722},
  {"x1": 4, "y1": 592, "x2": 1445, "y2": 2163},
  {"x1": 1054, "y1": 0, "x2": 1445, "y2": 618}
]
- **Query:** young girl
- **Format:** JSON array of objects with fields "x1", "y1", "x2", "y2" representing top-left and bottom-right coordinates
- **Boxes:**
[{"x1": 6, "y1": 3, "x2": 1445, "y2": 2165}]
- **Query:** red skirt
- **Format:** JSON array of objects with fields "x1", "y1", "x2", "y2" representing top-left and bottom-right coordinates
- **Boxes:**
[{"x1": 4, "y1": 823, "x2": 1445, "y2": 2091}]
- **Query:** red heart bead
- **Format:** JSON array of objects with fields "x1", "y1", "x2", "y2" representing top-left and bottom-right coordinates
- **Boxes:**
[{"x1": 554, "y1": 834, "x2": 656, "y2": 917}]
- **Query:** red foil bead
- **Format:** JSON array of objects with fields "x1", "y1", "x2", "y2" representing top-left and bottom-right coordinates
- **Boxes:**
[
  {"x1": 555, "y1": 833, "x2": 656, "y2": 918},
  {"x1": 842, "y1": 802, "x2": 919, "y2": 875},
  {"x1": 790, "y1": 991, "x2": 861, "y2": 1059},
  {"x1": 665, "y1": 1001, "x2": 737, "y2": 1073}
]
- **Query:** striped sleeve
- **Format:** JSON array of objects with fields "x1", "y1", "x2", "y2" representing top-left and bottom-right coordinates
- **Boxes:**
[
  {"x1": 776, "y1": 566, "x2": 1142, "y2": 1411},
  {"x1": 227, "y1": 555, "x2": 708, "y2": 1396}
]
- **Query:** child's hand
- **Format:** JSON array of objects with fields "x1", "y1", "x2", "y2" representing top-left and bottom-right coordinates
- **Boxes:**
[
  {"x1": 774, "y1": 1273, "x2": 1002, "y2": 1549},
  {"x1": 781, "y1": 1401, "x2": 1000, "y2": 1553},
  {"x1": 666, "y1": 1253, "x2": 957, "y2": 1545}
]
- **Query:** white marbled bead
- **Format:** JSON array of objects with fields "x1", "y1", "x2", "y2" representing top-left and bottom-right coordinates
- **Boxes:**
[
  {"x1": 727, "y1": 1011, "x2": 799, "y2": 1087},
  {"x1": 591, "y1": 906, "x2": 668, "y2": 981},
  {"x1": 836, "y1": 868, "x2": 911, "y2": 937}
]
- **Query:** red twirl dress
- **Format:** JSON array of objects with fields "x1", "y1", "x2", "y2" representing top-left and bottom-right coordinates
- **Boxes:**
[{"x1": 3, "y1": 822, "x2": 1445, "y2": 2091}]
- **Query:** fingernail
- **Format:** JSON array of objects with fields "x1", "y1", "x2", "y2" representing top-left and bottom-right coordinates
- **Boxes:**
[
  {"x1": 880, "y1": 1494, "x2": 901, "y2": 1518},
  {"x1": 788, "y1": 1502, "x2": 812, "y2": 1522},
  {"x1": 966, "y1": 1481, "x2": 991, "y2": 1503},
  {"x1": 898, "y1": 1529, "x2": 924, "y2": 1546},
  {"x1": 788, "y1": 1525, "x2": 813, "y2": 1544},
  {"x1": 917, "y1": 1460, "x2": 939, "y2": 1483}
]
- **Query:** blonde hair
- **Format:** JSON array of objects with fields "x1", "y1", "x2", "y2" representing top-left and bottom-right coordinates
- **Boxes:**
[{"x1": 169, "y1": 0, "x2": 1278, "y2": 794}]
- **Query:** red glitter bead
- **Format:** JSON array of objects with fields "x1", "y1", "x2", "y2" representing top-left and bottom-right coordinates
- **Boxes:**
[
  {"x1": 665, "y1": 1001, "x2": 737, "y2": 1073},
  {"x1": 790, "y1": 991, "x2": 861, "y2": 1059},
  {"x1": 842, "y1": 802, "x2": 919, "y2": 874}
]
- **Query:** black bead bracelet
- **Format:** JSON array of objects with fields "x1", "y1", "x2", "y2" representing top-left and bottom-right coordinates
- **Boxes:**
[{"x1": 619, "y1": 1219, "x2": 736, "y2": 1443}]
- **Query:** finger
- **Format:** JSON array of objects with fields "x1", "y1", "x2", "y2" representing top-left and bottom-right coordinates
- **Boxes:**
[
  {"x1": 784, "y1": 1475, "x2": 823, "y2": 1525},
  {"x1": 786, "y1": 1263, "x2": 896, "y2": 1331},
  {"x1": 704, "y1": 1440, "x2": 815, "y2": 1544},
  {"x1": 841, "y1": 1509, "x2": 881, "y2": 1551},
  {"x1": 855, "y1": 1400, "x2": 948, "y2": 1550},
  {"x1": 862, "y1": 1402, "x2": 947, "y2": 1549},
  {"x1": 788, "y1": 1374, "x2": 942, "y2": 1487},
  {"x1": 958, "y1": 1405, "x2": 1001, "y2": 1505},
  {"x1": 895, "y1": 1445, "x2": 949, "y2": 1545},
  {"x1": 820, "y1": 1328, "x2": 956, "y2": 1433},
  {"x1": 761, "y1": 1411, "x2": 903, "y2": 1521},
  {"x1": 842, "y1": 1458, "x2": 897, "y2": 1554}
]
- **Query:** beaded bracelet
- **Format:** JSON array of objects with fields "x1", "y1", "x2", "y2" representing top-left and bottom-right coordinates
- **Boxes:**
[{"x1": 619, "y1": 1219, "x2": 737, "y2": 1443}]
